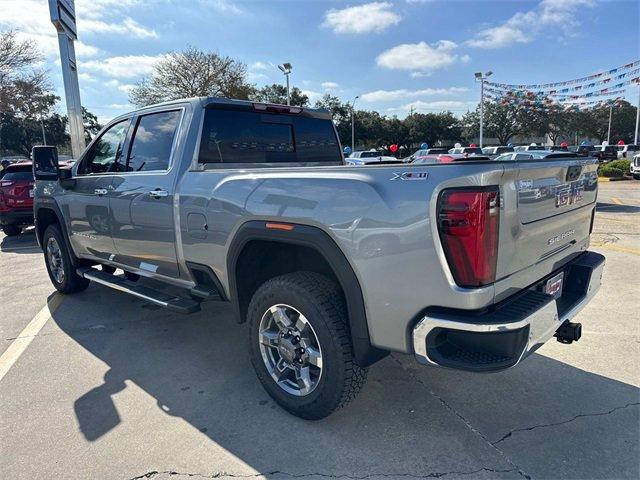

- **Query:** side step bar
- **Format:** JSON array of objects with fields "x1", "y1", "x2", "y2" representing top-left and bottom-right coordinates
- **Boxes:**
[{"x1": 78, "y1": 267, "x2": 201, "y2": 314}]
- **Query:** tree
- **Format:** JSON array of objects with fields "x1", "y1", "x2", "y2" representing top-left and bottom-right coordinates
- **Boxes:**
[
  {"x1": 461, "y1": 101, "x2": 534, "y2": 145},
  {"x1": 129, "y1": 46, "x2": 254, "y2": 107},
  {"x1": 404, "y1": 112, "x2": 461, "y2": 147},
  {"x1": 0, "y1": 30, "x2": 40, "y2": 109},
  {"x1": 254, "y1": 83, "x2": 309, "y2": 106}
]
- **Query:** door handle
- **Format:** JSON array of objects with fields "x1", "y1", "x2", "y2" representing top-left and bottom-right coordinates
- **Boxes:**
[
  {"x1": 149, "y1": 189, "x2": 168, "y2": 198},
  {"x1": 94, "y1": 188, "x2": 108, "y2": 196}
]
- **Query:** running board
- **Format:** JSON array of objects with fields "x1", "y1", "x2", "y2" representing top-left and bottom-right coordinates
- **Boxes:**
[{"x1": 78, "y1": 267, "x2": 200, "y2": 314}]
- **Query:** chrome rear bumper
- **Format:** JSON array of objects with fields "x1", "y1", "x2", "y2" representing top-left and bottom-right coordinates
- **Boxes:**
[{"x1": 412, "y1": 251, "x2": 605, "y2": 372}]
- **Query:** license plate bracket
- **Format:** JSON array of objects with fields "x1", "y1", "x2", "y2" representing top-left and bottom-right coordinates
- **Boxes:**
[{"x1": 545, "y1": 271, "x2": 564, "y2": 299}]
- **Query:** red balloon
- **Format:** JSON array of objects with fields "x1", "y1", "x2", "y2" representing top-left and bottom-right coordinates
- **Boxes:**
[
  {"x1": 390, "y1": 144, "x2": 398, "y2": 153},
  {"x1": 469, "y1": 143, "x2": 477, "y2": 148},
  {"x1": 617, "y1": 140, "x2": 625, "y2": 145},
  {"x1": 560, "y1": 141, "x2": 568, "y2": 147}
]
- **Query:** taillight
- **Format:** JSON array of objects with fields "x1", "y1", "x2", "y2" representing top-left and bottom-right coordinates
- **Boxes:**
[{"x1": 437, "y1": 187, "x2": 500, "y2": 287}]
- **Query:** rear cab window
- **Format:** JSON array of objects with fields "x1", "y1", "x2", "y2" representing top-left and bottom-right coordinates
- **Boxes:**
[{"x1": 198, "y1": 105, "x2": 341, "y2": 167}]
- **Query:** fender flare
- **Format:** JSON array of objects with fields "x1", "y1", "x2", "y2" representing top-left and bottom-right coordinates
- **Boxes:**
[
  {"x1": 34, "y1": 200, "x2": 79, "y2": 266},
  {"x1": 227, "y1": 220, "x2": 388, "y2": 367}
]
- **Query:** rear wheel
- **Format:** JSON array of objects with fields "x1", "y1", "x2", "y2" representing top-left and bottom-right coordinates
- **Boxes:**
[
  {"x1": 43, "y1": 224, "x2": 90, "y2": 294},
  {"x1": 248, "y1": 272, "x2": 367, "y2": 420},
  {"x1": 2, "y1": 225, "x2": 22, "y2": 236}
]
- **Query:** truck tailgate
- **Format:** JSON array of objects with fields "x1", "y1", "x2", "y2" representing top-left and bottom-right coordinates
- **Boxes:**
[{"x1": 494, "y1": 158, "x2": 598, "y2": 299}]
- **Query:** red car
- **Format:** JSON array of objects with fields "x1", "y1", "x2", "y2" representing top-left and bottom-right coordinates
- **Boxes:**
[{"x1": 0, "y1": 162, "x2": 35, "y2": 236}]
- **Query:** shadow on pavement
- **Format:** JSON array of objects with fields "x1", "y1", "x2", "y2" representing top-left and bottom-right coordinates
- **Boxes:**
[
  {"x1": 596, "y1": 202, "x2": 640, "y2": 213},
  {"x1": 49, "y1": 286, "x2": 640, "y2": 479},
  {"x1": 0, "y1": 228, "x2": 41, "y2": 254}
]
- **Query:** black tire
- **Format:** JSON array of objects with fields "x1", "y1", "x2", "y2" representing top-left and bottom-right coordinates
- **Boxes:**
[
  {"x1": 248, "y1": 272, "x2": 367, "y2": 420},
  {"x1": 43, "y1": 224, "x2": 90, "y2": 294},
  {"x1": 2, "y1": 225, "x2": 22, "y2": 236}
]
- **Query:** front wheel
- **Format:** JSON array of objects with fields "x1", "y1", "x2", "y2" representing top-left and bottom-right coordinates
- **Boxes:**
[
  {"x1": 43, "y1": 224, "x2": 90, "y2": 294},
  {"x1": 248, "y1": 272, "x2": 367, "y2": 420}
]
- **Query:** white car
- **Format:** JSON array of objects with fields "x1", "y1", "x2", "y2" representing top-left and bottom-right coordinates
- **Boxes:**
[
  {"x1": 346, "y1": 150, "x2": 400, "y2": 165},
  {"x1": 631, "y1": 153, "x2": 640, "y2": 179},
  {"x1": 617, "y1": 144, "x2": 640, "y2": 159}
]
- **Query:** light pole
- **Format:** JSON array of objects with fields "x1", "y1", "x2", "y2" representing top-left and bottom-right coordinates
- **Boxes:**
[
  {"x1": 351, "y1": 95, "x2": 359, "y2": 153},
  {"x1": 607, "y1": 103, "x2": 613, "y2": 144},
  {"x1": 278, "y1": 63, "x2": 292, "y2": 105},
  {"x1": 634, "y1": 83, "x2": 639, "y2": 145},
  {"x1": 475, "y1": 70, "x2": 493, "y2": 148}
]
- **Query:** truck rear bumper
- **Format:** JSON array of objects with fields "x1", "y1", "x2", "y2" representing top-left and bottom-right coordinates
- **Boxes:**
[{"x1": 412, "y1": 251, "x2": 605, "y2": 372}]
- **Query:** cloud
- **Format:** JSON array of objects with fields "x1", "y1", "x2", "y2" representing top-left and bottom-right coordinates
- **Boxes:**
[
  {"x1": 388, "y1": 100, "x2": 477, "y2": 114},
  {"x1": 197, "y1": 0, "x2": 243, "y2": 15},
  {"x1": 302, "y1": 90, "x2": 323, "y2": 104},
  {"x1": 377, "y1": 40, "x2": 462, "y2": 71},
  {"x1": 467, "y1": 0, "x2": 597, "y2": 48},
  {"x1": 361, "y1": 87, "x2": 468, "y2": 102},
  {"x1": 321, "y1": 82, "x2": 339, "y2": 90},
  {"x1": 322, "y1": 2, "x2": 401, "y2": 34},
  {"x1": 251, "y1": 61, "x2": 272, "y2": 71},
  {"x1": 84, "y1": 55, "x2": 164, "y2": 79},
  {"x1": 79, "y1": 17, "x2": 157, "y2": 39}
]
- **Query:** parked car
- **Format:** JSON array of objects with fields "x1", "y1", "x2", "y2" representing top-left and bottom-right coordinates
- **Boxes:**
[
  {"x1": 32, "y1": 96, "x2": 604, "y2": 419},
  {"x1": 617, "y1": 144, "x2": 639, "y2": 159},
  {"x1": 569, "y1": 145, "x2": 596, "y2": 157},
  {"x1": 411, "y1": 154, "x2": 492, "y2": 164},
  {"x1": 403, "y1": 148, "x2": 450, "y2": 162},
  {"x1": 593, "y1": 145, "x2": 618, "y2": 162},
  {"x1": 482, "y1": 146, "x2": 514, "y2": 158},
  {"x1": 347, "y1": 150, "x2": 400, "y2": 165},
  {"x1": 631, "y1": 153, "x2": 640, "y2": 179},
  {"x1": 513, "y1": 145, "x2": 547, "y2": 152},
  {"x1": 494, "y1": 151, "x2": 580, "y2": 161},
  {"x1": 550, "y1": 145, "x2": 569, "y2": 152},
  {"x1": 0, "y1": 162, "x2": 35, "y2": 236},
  {"x1": 448, "y1": 146, "x2": 483, "y2": 155}
]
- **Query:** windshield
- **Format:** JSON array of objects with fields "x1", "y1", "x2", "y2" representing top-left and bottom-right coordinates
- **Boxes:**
[{"x1": 360, "y1": 151, "x2": 381, "y2": 158}]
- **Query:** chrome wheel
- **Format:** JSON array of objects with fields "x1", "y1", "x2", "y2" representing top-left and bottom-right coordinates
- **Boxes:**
[
  {"x1": 46, "y1": 236, "x2": 65, "y2": 284},
  {"x1": 258, "y1": 304, "x2": 323, "y2": 396}
]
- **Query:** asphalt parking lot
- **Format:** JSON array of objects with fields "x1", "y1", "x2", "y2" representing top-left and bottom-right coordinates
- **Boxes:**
[{"x1": 1, "y1": 181, "x2": 638, "y2": 480}]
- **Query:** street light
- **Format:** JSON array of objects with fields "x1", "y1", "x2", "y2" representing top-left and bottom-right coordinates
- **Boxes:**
[
  {"x1": 475, "y1": 70, "x2": 493, "y2": 148},
  {"x1": 278, "y1": 62, "x2": 293, "y2": 105},
  {"x1": 351, "y1": 95, "x2": 359, "y2": 153}
]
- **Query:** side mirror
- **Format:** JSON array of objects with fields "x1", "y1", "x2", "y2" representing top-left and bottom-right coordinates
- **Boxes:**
[{"x1": 32, "y1": 146, "x2": 59, "y2": 181}]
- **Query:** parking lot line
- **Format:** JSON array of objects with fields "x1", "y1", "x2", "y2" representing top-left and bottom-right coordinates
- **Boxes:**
[{"x1": 0, "y1": 293, "x2": 62, "y2": 382}]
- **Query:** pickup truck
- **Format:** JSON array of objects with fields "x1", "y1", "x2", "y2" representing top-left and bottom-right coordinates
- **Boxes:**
[{"x1": 32, "y1": 97, "x2": 605, "y2": 420}]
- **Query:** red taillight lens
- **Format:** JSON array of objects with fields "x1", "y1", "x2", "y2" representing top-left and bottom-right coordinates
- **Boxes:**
[{"x1": 437, "y1": 188, "x2": 500, "y2": 287}]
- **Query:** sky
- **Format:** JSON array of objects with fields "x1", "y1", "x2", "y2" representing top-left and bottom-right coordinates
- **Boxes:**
[{"x1": 1, "y1": 0, "x2": 638, "y2": 124}]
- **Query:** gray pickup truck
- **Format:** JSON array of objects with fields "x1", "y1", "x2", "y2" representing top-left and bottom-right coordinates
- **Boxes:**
[{"x1": 32, "y1": 97, "x2": 605, "y2": 420}]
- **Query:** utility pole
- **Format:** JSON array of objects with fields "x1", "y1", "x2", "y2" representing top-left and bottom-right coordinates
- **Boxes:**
[
  {"x1": 634, "y1": 83, "x2": 639, "y2": 145},
  {"x1": 49, "y1": 0, "x2": 85, "y2": 158},
  {"x1": 278, "y1": 63, "x2": 293, "y2": 105},
  {"x1": 475, "y1": 71, "x2": 493, "y2": 148},
  {"x1": 40, "y1": 119, "x2": 47, "y2": 145},
  {"x1": 607, "y1": 104, "x2": 613, "y2": 144},
  {"x1": 351, "y1": 96, "x2": 359, "y2": 153}
]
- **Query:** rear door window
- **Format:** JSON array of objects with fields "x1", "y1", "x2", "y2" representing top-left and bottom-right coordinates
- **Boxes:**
[
  {"x1": 198, "y1": 108, "x2": 341, "y2": 165},
  {"x1": 126, "y1": 110, "x2": 181, "y2": 172}
]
